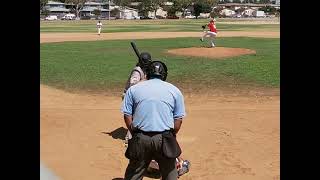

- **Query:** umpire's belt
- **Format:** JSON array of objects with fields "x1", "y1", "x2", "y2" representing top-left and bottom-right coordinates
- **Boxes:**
[{"x1": 133, "y1": 129, "x2": 171, "y2": 137}]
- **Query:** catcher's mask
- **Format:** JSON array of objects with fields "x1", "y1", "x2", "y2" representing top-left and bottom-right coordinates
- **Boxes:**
[
  {"x1": 139, "y1": 52, "x2": 152, "y2": 69},
  {"x1": 147, "y1": 61, "x2": 168, "y2": 81}
]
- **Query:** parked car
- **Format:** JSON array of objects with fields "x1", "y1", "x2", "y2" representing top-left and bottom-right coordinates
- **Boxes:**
[
  {"x1": 133, "y1": 16, "x2": 141, "y2": 19},
  {"x1": 80, "y1": 15, "x2": 91, "y2": 20},
  {"x1": 231, "y1": 14, "x2": 242, "y2": 18},
  {"x1": 61, "y1": 14, "x2": 76, "y2": 20},
  {"x1": 156, "y1": 15, "x2": 166, "y2": 19},
  {"x1": 140, "y1": 16, "x2": 152, "y2": 20},
  {"x1": 167, "y1": 15, "x2": 179, "y2": 19},
  {"x1": 185, "y1": 15, "x2": 196, "y2": 19},
  {"x1": 45, "y1": 15, "x2": 58, "y2": 21},
  {"x1": 98, "y1": 16, "x2": 107, "y2": 19}
]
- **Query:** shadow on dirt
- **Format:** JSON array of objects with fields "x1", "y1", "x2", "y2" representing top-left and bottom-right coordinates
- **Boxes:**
[
  {"x1": 111, "y1": 170, "x2": 161, "y2": 180},
  {"x1": 102, "y1": 127, "x2": 127, "y2": 140}
]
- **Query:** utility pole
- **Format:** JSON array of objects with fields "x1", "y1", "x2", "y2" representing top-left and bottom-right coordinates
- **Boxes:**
[{"x1": 108, "y1": 0, "x2": 110, "y2": 20}]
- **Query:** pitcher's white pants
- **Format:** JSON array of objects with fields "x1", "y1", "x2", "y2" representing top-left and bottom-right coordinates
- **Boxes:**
[{"x1": 202, "y1": 31, "x2": 217, "y2": 47}]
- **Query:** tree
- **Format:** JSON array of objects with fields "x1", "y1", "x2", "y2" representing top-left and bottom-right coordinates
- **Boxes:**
[
  {"x1": 258, "y1": 0, "x2": 270, "y2": 4},
  {"x1": 137, "y1": 0, "x2": 153, "y2": 17},
  {"x1": 259, "y1": 5, "x2": 277, "y2": 14},
  {"x1": 193, "y1": 2, "x2": 212, "y2": 19},
  {"x1": 110, "y1": 8, "x2": 120, "y2": 17},
  {"x1": 203, "y1": 0, "x2": 218, "y2": 6},
  {"x1": 42, "y1": 9, "x2": 50, "y2": 17},
  {"x1": 112, "y1": 0, "x2": 132, "y2": 7},
  {"x1": 150, "y1": 0, "x2": 167, "y2": 19},
  {"x1": 210, "y1": 6, "x2": 223, "y2": 17},
  {"x1": 174, "y1": 0, "x2": 193, "y2": 17},
  {"x1": 136, "y1": 0, "x2": 166, "y2": 19},
  {"x1": 235, "y1": 6, "x2": 245, "y2": 14},
  {"x1": 92, "y1": 9, "x2": 101, "y2": 17},
  {"x1": 65, "y1": 0, "x2": 88, "y2": 18},
  {"x1": 173, "y1": 0, "x2": 217, "y2": 17},
  {"x1": 40, "y1": 0, "x2": 48, "y2": 11},
  {"x1": 242, "y1": 0, "x2": 249, "y2": 3},
  {"x1": 163, "y1": 0, "x2": 182, "y2": 17},
  {"x1": 275, "y1": 8, "x2": 280, "y2": 18}
]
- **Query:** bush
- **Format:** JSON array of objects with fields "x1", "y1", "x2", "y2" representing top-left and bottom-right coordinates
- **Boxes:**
[
  {"x1": 210, "y1": 11, "x2": 219, "y2": 18},
  {"x1": 92, "y1": 9, "x2": 101, "y2": 16},
  {"x1": 110, "y1": 8, "x2": 120, "y2": 17},
  {"x1": 41, "y1": 9, "x2": 50, "y2": 17},
  {"x1": 259, "y1": 6, "x2": 277, "y2": 15},
  {"x1": 167, "y1": 15, "x2": 179, "y2": 19}
]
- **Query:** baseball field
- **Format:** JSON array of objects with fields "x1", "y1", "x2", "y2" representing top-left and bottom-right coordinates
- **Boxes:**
[{"x1": 40, "y1": 19, "x2": 280, "y2": 180}]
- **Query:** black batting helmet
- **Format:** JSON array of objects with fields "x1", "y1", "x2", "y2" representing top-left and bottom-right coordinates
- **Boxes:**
[
  {"x1": 140, "y1": 52, "x2": 151, "y2": 66},
  {"x1": 147, "y1": 61, "x2": 168, "y2": 81}
]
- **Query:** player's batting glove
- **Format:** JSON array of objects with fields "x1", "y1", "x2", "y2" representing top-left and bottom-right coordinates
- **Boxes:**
[{"x1": 201, "y1": 25, "x2": 206, "y2": 30}]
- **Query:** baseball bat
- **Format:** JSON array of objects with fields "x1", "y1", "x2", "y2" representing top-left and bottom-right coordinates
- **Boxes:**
[{"x1": 130, "y1": 42, "x2": 141, "y2": 61}]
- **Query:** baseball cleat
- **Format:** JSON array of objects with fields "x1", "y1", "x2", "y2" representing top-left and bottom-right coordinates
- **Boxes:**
[{"x1": 200, "y1": 38, "x2": 203, "y2": 42}]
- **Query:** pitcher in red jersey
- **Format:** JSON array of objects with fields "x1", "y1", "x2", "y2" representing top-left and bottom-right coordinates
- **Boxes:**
[{"x1": 200, "y1": 18, "x2": 218, "y2": 48}]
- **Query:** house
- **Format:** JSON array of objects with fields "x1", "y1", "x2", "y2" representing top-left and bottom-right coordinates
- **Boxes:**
[
  {"x1": 101, "y1": 1, "x2": 115, "y2": 10},
  {"x1": 270, "y1": 0, "x2": 280, "y2": 5},
  {"x1": 220, "y1": 8, "x2": 236, "y2": 17},
  {"x1": 130, "y1": 1, "x2": 172, "y2": 18},
  {"x1": 80, "y1": 1, "x2": 110, "y2": 17},
  {"x1": 252, "y1": 10, "x2": 265, "y2": 17},
  {"x1": 217, "y1": 3, "x2": 280, "y2": 9},
  {"x1": 45, "y1": 1, "x2": 70, "y2": 18},
  {"x1": 242, "y1": 8, "x2": 255, "y2": 17},
  {"x1": 113, "y1": 6, "x2": 139, "y2": 19},
  {"x1": 183, "y1": 5, "x2": 194, "y2": 17},
  {"x1": 148, "y1": 7, "x2": 168, "y2": 18},
  {"x1": 199, "y1": 13, "x2": 210, "y2": 18}
]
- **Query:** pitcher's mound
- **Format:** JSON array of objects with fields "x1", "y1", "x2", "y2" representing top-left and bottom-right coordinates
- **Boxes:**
[{"x1": 167, "y1": 47, "x2": 256, "y2": 59}]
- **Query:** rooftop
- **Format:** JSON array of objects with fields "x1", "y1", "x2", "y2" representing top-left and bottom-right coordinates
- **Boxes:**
[
  {"x1": 81, "y1": 6, "x2": 109, "y2": 12},
  {"x1": 84, "y1": 2, "x2": 101, "y2": 6},
  {"x1": 47, "y1": 1, "x2": 65, "y2": 5},
  {"x1": 218, "y1": 3, "x2": 280, "y2": 7},
  {"x1": 48, "y1": 7, "x2": 70, "y2": 12}
]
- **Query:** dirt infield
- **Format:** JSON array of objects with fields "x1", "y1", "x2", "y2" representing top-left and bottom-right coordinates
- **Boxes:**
[
  {"x1": 40, "y1": 31, "x2": 279, "y2": 180},
  {"x1": 40, "y1": 31, "x2": 279, "y2": 43},
  {"x1": 167, "y1": 47, "x2": 256, "y2": 59}
]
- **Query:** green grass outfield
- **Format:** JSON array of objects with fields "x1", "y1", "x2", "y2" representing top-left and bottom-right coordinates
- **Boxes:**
[
  {"x1": 40, "y1": 19, "x2": 279, "y2": 33},
  {"x1": 40, "y1": 37, "x2": 279, "y2": 94}
]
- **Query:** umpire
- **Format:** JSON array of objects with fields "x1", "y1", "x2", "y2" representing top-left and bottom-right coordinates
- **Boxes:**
[{"x1": 121, "y1": 61, "x2": 186, "y2": 180}]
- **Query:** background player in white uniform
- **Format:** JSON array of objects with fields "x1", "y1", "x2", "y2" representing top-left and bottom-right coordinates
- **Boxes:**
[{"x1": 96, "y1": 20, "x2": 102, "y2": 35}]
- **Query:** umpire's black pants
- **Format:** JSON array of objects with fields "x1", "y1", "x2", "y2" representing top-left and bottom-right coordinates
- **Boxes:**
[{"x1": 124, "y1": 132, "x2": 178, "y2": 180}]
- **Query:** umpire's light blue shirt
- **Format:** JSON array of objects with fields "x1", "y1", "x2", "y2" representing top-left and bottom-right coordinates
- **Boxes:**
[{"x1": 121, "y1": 78, "x2": 186, "y2": 132}]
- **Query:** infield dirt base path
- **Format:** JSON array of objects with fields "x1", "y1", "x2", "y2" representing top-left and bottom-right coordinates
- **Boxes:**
[
  {"x1": 40, "y1": 31, "x2": 279, "y2": 43},
  {"x1": 40, "y1": 31, "x2": 280, "y2": 180},
  {"x1": 40, "y1": 85, "x2": 279, "y2": 180}
]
